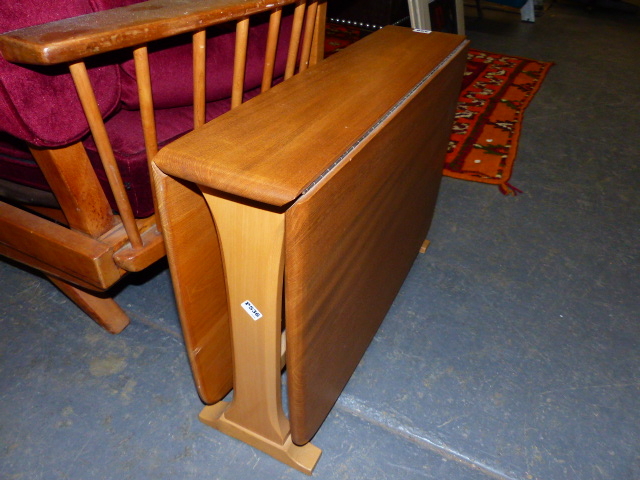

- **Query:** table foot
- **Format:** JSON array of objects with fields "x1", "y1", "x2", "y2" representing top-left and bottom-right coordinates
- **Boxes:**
[{"x1": 200, "y1": 402, "x2": 322, "y2": 475}]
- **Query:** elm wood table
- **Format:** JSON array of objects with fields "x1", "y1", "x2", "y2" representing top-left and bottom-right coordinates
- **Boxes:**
[{"x1": 153, "y1": 25, "x2": 468, "y2": 474}]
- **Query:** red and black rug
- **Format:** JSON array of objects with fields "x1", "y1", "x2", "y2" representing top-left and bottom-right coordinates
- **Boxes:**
[{"x1": 324, "y1": 24, "x2": 553, "y2": 195}]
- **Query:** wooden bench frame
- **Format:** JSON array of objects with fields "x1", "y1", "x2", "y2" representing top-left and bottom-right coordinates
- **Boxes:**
[{"x1": 0, "y1": 0, "x2": 326, "y2": 333}]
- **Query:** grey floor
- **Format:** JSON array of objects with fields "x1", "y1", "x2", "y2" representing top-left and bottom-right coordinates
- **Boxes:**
[{"x1": 1, "y1": 2, "x2": 639, "y2": 479}]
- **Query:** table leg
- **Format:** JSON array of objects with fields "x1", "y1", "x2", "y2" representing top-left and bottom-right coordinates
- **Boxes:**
[{"x1": 199, "y1": 191, "x2": 321, "y2": 475}]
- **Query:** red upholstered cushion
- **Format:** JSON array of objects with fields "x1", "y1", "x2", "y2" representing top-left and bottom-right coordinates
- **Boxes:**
[
  {"x1": 0, "y1": 1, "x2": 295, "y2": 217},
  {"x1": 118, "y1": 14, "x2": 294, "y2": 109},
  {"x1": 0, "y1": 88, "x2": 262, "y2": 218},
  {"x1": 0, "y1": 134, "x2": 48, "y2": 190},
  {"x1": 0, "y1": 0, "x2": 127, "y2": 147}
]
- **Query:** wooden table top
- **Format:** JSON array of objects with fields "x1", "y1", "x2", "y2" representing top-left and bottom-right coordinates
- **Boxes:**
[{"x1": 154, "y1": 26, "x2": 466, "y2": 207}]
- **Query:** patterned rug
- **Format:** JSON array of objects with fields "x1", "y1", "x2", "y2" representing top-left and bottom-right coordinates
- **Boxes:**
[
  {"x1": 445, "y1": 49, "x2": 553, "y2": 195},
  {"x1": 324, "y1": 25, "x2": 553, "y2": 195},
  {"x1": 325, "y1": 23, "x2": 371, "y2": 56}
]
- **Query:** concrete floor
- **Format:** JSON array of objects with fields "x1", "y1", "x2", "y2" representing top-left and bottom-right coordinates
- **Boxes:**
[{"x1": 1, "y1": 2, "x2": 639, "y2": 479}]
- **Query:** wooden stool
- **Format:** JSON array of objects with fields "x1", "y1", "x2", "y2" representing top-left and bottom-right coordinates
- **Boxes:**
[{"x1": 153, "y1": 26, "x2": 468, "y2": 474}]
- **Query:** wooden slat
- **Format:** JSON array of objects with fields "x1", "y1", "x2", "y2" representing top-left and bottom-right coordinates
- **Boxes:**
[
  {"x1": 29, "y1": 143, "x2": 115, "y2": 237},
  {"x1": 133, "y1": 45, "x2": 162, "y2": 232},
  {"x1": 309, "y1": 0, "x2": 327, "y2": 65},
  {"x1": 261, "y1": 8, "x2": 283, "y2": 92},
  {"x1": 69, "y1": 61, "x2": 143, "y2": 249},
  {"x1": 231, "y1": 17, "x2": 250, "y2": 109},
  {"x1": 0, "y1": 0, "x2": 302, "y2": 65},
  {"x1": 297, "y1": 0, "x2": 318, "y2": 73},
  {"x1": 154, "y1": 28, "x2": 467, "y2": 207},
  {"x1": 284, "y1": 0, "x2": 307, "y2": 80},
  {"x1": 193, "y1": 29, "x2": 208, "y2": 128},
  {"x1": 133, "y1": 46, "x2": 158, "y2": 160},
  {"x1": 0, "y1": 202, "x2": 122, "y2": 289}
]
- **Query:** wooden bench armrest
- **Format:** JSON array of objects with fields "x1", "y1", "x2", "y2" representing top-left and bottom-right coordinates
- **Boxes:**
[{"x1": 0, "y1": 0, "x2": 302, "y2": 65}]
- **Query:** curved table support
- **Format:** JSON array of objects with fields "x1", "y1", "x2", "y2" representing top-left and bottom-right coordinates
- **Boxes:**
[{"x1": 199, "y1": 191, "x2": 321, "y2": 475}]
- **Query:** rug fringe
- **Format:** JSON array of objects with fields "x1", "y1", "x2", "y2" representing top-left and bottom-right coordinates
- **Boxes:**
[{"x1": 499, "y1": 182, "x2": 523, "y2": 196}]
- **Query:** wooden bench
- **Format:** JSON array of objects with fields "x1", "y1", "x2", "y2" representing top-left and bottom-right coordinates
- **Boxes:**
[{"x1": 152, "y1": 25, "x2": 468, "y2": 474}]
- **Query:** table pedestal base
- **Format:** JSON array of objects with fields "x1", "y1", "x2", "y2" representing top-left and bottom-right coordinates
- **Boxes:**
[{"x1": 200, "y1": 402, "x2": 322, "y2": 475}]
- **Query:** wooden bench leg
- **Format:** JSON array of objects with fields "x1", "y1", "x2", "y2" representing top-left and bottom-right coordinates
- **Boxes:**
[
  {"x1": 198, "y1": 192, "x2": 321, "y2": 475},
  {"x1": 48, "y1": 276, "x2": 129, "y2": 334}
]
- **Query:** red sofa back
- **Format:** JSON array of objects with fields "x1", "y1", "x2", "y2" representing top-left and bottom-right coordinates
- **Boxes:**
[
  {"x1": 0, "y1": 0, "x2": 127, "y2": 147},
  {"x1": 0, "y1": 0, "x2": 296, "y2": 217}
]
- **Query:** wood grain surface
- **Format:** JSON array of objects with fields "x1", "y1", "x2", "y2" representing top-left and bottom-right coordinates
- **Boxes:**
[
  {"x1": 0, "y1": 0, "x2": 305, "y2": 65},
  {"x1": 153, "y1": 167, "x2": 233, "y2": 404},
  {"x1": 284, "y1": 38, "x2": 469, "y2": 444},
  {"x1": 154, "y1": 27, "x2": 466, "y2": 207}
]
